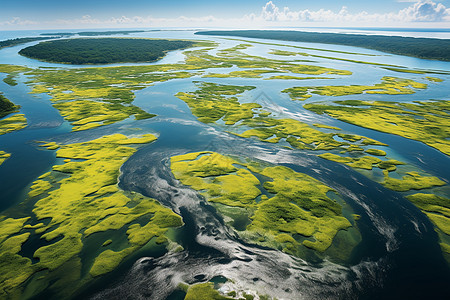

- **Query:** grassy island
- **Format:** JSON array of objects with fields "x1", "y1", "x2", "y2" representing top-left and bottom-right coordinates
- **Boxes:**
[
  {"x1": 283, "y1": 76, "x2": 427, "y2": 101},
  {"x1": 0, "y1": 114, "x2": 27, "y2": 135},
  {"x1": 305, "y1": 100, "x2": 450, "y2": 156},
  {"x1": 171, "y1": 151, "x2": 358, "y2": 256},
  {"x1": 19, "y1": 38, "x2": 195, "y2": 64},
  {"x1": 0, "y1": 134, "x2": 183, "y2": 299}
]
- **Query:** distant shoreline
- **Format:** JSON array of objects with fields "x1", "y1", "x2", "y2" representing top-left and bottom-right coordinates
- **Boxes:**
[{"x1": 196, "y1": 30, "x2": 450, "y2": 61}]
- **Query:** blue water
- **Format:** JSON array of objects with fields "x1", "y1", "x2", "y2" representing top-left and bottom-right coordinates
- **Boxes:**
[{"x1": 0, "y1": 28, "x2": 449, "y2": 300}]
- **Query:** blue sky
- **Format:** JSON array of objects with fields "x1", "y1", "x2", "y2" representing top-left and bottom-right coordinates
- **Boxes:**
[{"x1": 1, "y1": 0, "x2": 449, "y2": 30}]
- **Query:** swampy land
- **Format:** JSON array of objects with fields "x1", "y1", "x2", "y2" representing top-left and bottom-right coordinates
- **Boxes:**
[{"x1": 0, "y1": 29, "x2": 449, "y2": 300}]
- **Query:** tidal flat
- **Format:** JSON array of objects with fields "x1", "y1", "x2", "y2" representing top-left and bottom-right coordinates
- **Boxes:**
[{"x1": 0, "y1": 31, "x2": 449, "y2": 299}]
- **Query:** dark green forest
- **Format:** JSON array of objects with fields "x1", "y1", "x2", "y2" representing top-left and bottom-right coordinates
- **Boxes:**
[
  {"x1": 0, "y1": 37, "x2": 55, "y2": 50},
  {"x1": 19, "y1": 38, "x2": 194, "y2": 64},
  {"x1": 196, "y1": 30, "x2": 450, "y2": 61},
  {"x1": 0, "y1": 93, "x2": 18, "y2": 118},
  {"x1": 40, "y1": 30, "x2": 145, "y2": 37}
]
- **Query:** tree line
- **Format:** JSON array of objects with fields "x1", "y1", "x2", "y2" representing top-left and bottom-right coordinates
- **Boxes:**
[
  {"x1": 196, "y1": 30, "x2": 450, "y2": 61},
  {"x1": 19, "y1": 38, "x2": 194, "y2": 64}
]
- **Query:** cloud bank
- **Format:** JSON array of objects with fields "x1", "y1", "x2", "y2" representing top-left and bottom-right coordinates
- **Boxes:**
[
  {"x1": 1, "y1": 0, "x2": 449, "y2": 29},
  {"x1": 255, "y1": 0, "x2": 450, "y2": 23}
]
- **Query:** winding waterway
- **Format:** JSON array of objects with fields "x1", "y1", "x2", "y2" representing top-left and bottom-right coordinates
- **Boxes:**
[{"x1": 0, "y1": 28, "x2": 449, "y2": 299}]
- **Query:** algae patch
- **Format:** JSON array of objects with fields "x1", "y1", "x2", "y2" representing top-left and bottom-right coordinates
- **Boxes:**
[
  {"x1": 171, "y1": 151, "x2": 357, "y2": 257},
  {"x1": 305, "y1": 100, "x2": 450, "y2": 156},
  {"x1": 0, "y1": 134, "x2": 182, "y2": 298}
]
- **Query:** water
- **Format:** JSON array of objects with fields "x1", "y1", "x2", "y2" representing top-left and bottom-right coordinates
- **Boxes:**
[{"x1": 0, "y1": 28, "x2": 449, "y2": 299}]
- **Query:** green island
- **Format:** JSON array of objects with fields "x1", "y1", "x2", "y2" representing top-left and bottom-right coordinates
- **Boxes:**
[
  {"x1": 283, "y1": 76, "x2": 427, "y2": 101},
  {"x1": 40, "y1": 30, "x2": 146, "y2": 37},
  {"x1": 0, "y1": 113, "x2": 27, "y2": 135},
  {"x1": 0, "y1": 134, "x2": 183, "y2": 299},
  {"x1": 304, "y1": 100, "x2": 450, "y2": 155},
  {"x1": 196, "y1": 30, "x2": 450, "y2": 61},
  {"x1": 184, "y1": 282, "x2": 234, "y2": 300},
  {"x1": 406, "y1": 193, "x2": 450, "y2": 261},
  {"x1": 19, "y1": 38, "x2": 195, "y2": 64},
  {"x1": 0, "y1": 37, "x2": 57, "y2": 50},
  {"x1": 0, "y1": 64, "x2": 31, "y2": 87},
  {"x1": 171, "y1": 151, "x2": 360, "y2": 257},
  {"x1": 0, "y1": 89, "x2": 27, "y2": 136},
  {"x1": 0, "y1": 92, "x2": 20, "y2": 118}
]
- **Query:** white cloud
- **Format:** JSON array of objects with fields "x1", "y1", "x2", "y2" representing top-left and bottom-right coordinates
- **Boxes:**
[
  {"x1": 256, "y1": 0, "x2": 450, "y2": 23},
  {"x1": 1, "y1": 0, "x2": 449, "y2": 30},
  {"x1": 398, "y1": 0, "x2": 449, "y2": 21},
  {"x1": 0, "y1": 17, "x2": 37, "y2": 27}
]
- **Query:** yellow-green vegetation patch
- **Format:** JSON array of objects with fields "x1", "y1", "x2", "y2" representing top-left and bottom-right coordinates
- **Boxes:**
[
  {"x1": 381, "y1": 67, "x2": 450, "y2": 75},
  {"x1": 269, "y1": 49, "x2": 301, "y2": 56},
  {"x1": 204, "y1": 69, "x2": 280, "y2": 78},
  {"x1": 0, "y1": 64, "x2": 31, "y2": 86},
  {"x1": 266, "y1": 75, "x2": 335, "y2": 80},
  {"x1": 176, "y1": 82, "x2": 386, "y2": 154},
  {"x1": 53, "y1": 100, "x2": 155, "y2": 131},
  {"x1": 0, "y1": 150, "x2": 10, "y2": 166},
  {"x1": 171, "y1": 152, "x2": 355, "y2": 256},
  {"x1": 365, "y1": 149, "x2": 387, "y2": 156},
  {"x1": 184, "y1": 282, "x2": 234, "y2": 300},
  {"x1": 176, "y1": 82, "x2": 260, "y2": 125},
  {"x1": 318, "y1": 153, "x2": 404, "y2": 172},
  {"x1": 0, "y1": 114, "x2": 27, "y2": 135},
  {"x1": 382, "y1": 171, "x2": 445, "y2": 192},
  {"x1": 305, "y1": 100, "x2": 450, "y2": 155},
  {"x1": 425, "y1": 76, "x2": 444, "y2": 82},
  {"x1": 283, "y1": 76, "x2": 427, "y2": 101},
  {"x1": 0, "y1": 134, "x2": 183, "y2": 298},
  {"x1": 406, "y1": 193, "x2": 450, "y2": 262}
]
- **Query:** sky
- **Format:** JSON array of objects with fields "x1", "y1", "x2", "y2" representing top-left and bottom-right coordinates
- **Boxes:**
[{"x1": 1, "y1": 0, "x2": 450, "y2": 30}]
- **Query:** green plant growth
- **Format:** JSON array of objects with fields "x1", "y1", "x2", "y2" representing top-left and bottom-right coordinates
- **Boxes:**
[
  {"x1": 176, "y1": 82, "x2": 259, "y2": 124},
  {"x1": 305, "y1": 100, "x2": 450, "y2": 155},
  {"x1": 0, "y1": 114, "x2": 27, "y2": 135},
  {"x1": 0, "y1": 150, "x2": 10, "y2": 166},
  {"x1": 19, "y1": 38, "x2": 195, "y2": 64},
  {"x1": 171, "y1": 152, "x2": 356, "y2": 256},
  {"x1": 184, "y1": 282, "x2": 234, "y2": 300},
  {"x1": 0, "y1": 134, "x2": 183, "y2": 299},
  {"x1": 381, "y1": 171, "x2": 445, "y2": 192},
  {"x1": 283, "y1": 76, "x2": 427, "y2": 101},
  {"x1": 196, "y1": 30, "x2": 450, "y2": 61},
  {"x1": 0, "y1": 93, "x2": 19, "y2": 118},
  {"x1": 406, "y1": 193, "x2": 450, "y2": 262},
  {"x1": 176, "y1": 82, "x2": 385, "y2": 154}
]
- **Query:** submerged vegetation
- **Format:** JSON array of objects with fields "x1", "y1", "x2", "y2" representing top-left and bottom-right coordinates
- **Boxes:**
[
  {"x1": 0, "y1": 134, "x2": 183, "y2": 298},
  {"x1": 19, "y1": 38, "x2": 195, "y2": 64},
  {"x1": 171, "y1": 151, "x2": 358, "y2": 256}
]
